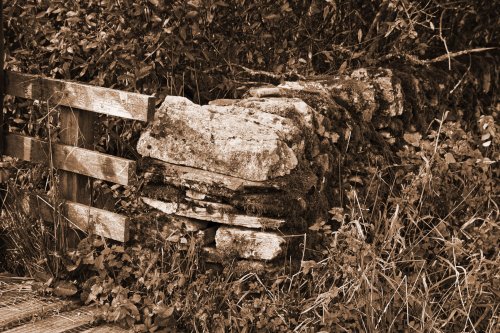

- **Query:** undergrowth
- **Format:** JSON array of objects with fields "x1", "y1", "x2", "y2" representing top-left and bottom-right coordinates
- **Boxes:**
[
  {"x1": 4, "y1": 0, "x2": 498, "y2": 102},
  {"x1": 0, "y1": 1, "x2": 498, "y2": 332},
  {"x1": 1, "y1": 111, "x2": 497, "y2": 332}
]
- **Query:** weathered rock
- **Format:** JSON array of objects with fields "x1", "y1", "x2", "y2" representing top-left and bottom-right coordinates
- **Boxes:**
[
  {"x1": 141, "y1": 196, "x2": 286, "y2": 229},
  {"x1": 233, "y1": 98, "x2": 317, "y2": 132},
  {"x1": 137, "y1": 66, "x2": 474, "y2": 264},
  {"x1": 349, "y1": 68, "x2": 404, "y2": 118},
  {"x1": 215, "y1": 227, "x2": 285, "y2": 260},
  {"x1": 249, "y1": 68, "x2": 404, "y2": 126},
  {"x1": 232, "y1": 192, "x2": 308, "y2": 217},
  {"x1": 159, "y1": 218, "x2": 214, "y2": 244},
  {"x1": 177, "y1": 201, "x2": 286, "y2": 229},
  {"x1": 196, "y1": 226, "x2": 217, "y2": 245},
  {"x1": 141, "y1": 196, "x2": 177, "y2": 214},
  {"x1": 185, "y1": 190, "x2": 206, "y2": 200},
  {"x1": 142, "y1": 159, "x2": 276, "y2": 198},
  {"x1": 201, "y1": 246, "x2": 225, "y2": 263},
  {"x1": 137, "y1": 95, "x2": 305, "y2": 181},
  {"x1": 169, "y1": 216, "x2": 209, "y2": 232},
  {"x1": 201, "y1": 247, "x2": 269, "y2": 273}
]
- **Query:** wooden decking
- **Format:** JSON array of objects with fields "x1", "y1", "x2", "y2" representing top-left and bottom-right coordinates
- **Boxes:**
[{"x1": 0, "y1": 275, "x2": 130, "y2": 333}]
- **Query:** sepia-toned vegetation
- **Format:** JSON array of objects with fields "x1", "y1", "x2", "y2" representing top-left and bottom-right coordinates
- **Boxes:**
[{"x1": 1, "y1": 1, "x2": 498, "y2": 332}]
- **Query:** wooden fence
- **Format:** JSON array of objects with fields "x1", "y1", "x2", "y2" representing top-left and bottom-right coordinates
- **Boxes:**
[{"x1": 0, "y1": 70, "x2": 155, "y2": 243}]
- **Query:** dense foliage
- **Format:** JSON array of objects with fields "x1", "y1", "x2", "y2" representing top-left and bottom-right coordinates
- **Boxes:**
[
  {"x1": 1, "y1": 0, "x2": 498, "y2": 332},
  {"x1": 4, "y1": 0, "x2": 498, "y2": 102},
  {"x1": 3, "y1": 115, "x2": 497, "y2": 331}
]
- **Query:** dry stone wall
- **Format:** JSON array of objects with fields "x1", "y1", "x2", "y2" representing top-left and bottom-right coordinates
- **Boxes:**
[{"x1": 137, "y1": 67, "x2": 450, "y2": 263}]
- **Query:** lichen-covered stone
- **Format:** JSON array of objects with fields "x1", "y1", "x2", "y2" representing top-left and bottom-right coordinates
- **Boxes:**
[
  {"x1": 273, "y1": 68, "x2": 404, "y2": 124},
  {"x1": 215, "y1": 227, "x2": 285, "y2": 260},
  {"x1": 234, "y1": 97, "x2": 317, "y2": 131},
  {"x1": 141, "y1": 196, "x2": 286, "y2": 229},
  {"x1": 137, "y1": 96, "x2": 305, "y2": 181}
]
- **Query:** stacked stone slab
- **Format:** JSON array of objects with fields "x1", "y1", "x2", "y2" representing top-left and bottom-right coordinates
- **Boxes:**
[
  {"x1": 136, "y1": 94, "x2": 321, "y2": 261},
  {"x1": 137, "y1": 68, "x2": 411, "y2": 262}
]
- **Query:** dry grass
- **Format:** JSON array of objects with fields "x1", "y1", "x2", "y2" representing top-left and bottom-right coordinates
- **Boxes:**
[{"x1": 0, "y1": 106, "x2": 498, "y2": 333}]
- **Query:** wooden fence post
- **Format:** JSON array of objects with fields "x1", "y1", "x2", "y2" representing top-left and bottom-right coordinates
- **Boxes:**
[
  {"x1": 59, "y1": 107, "x2": 94, "y2": 247},
  {"x1": 0, "y1": 0, "x2": 6, "y2": 208},
  {"x1": 0, "y1": 0, "x2": 4, "y2": 149},
  {"x1": 2, "y1": 70, "x2": 153, "y2": 242},
  {"x1": 59, "y1": 107, "x2": 94, "y2": 205}
]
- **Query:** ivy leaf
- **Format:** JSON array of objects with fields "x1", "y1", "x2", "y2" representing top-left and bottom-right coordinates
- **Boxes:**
[
  {"x1": 357, "y1": 28, "x2": 363, "y2": 43},
  {"x1": 185, "y1": 11, "x2": 198, "y2": 19},
  {"x1": 53, "y1": 281, "x2": 78, "y2": 297},
  {"x1": 404, "y1": 132, "x2": 422, "y2": 147},
  {"x1": 444, "y1": 152, "x2": 456, "y2": 164},
  {"x1": 328, "y1": 207, "x2": 345, "y2": 222},
  {"x1": 482, "y1": 140, "x2": 491, "y2": 147}
]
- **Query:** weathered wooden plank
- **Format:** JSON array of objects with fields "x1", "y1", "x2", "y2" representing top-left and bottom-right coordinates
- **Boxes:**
[
  {"x1": 0, "y1": 298, "x2": 68, "y2": 329},
  {"x1": 215, "y1": 227, "x2": 286, "y2": 260},
  {"x1": 21, "y1": 193, "x2": 129, "y2": 242},
  {"x1": 81, "y1": 325, "x2": 133, "y2": 333},
  {"x1": 5, "y1": 71, "x2": 155, "y2": 122},
  {"x1": 141, "y1": 196, "x2": 285, "y2": 229},
  {"x1": 66, "y1": 201, "x2": 129, "y2": 242},
  {"x1": 3, "y1": 306, "x2": 97, "y2": 333},
  {"x1": 0, "y1": 280, "x2": 128, "y2": 333},
  {"x1": 5, "y1": 133, "x2": 136, "y2": 186}
]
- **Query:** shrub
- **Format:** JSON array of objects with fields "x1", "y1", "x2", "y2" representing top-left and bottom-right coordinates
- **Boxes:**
[{"x1": 4, "y1": 0, "x2": 497, "y2": 102}]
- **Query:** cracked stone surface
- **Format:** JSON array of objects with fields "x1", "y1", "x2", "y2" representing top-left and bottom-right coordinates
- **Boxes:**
[
  {"x1": 274, "y1": 68, "x2": 404, "y2": 123},
  {"x1": 137, "y1": 96, "x2": 305, "y2": 181}
]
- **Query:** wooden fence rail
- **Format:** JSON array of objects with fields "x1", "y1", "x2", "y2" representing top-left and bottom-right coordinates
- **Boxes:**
[
  {"x1": 5, "y1": 71, "x2": 155, "y2": 121},
  {"x1": 1, "y1": 70, "x2": 156, "y2": 243},
  {"x1": 5, "y1": 133, "x2": 136, "y2": 186}
]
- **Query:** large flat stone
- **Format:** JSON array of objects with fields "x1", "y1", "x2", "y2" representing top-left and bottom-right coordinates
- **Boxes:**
[
  {"x1": 215, "y1": 227, "x2": 286, "y2": 260},
  {"x1": 137, "y1": 96, "x2": 305, "y2": 181}
]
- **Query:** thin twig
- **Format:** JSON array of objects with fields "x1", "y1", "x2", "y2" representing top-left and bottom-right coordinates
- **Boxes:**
[
  {"x1": 429, "y1": 47, "x2": 497, "y2": 63},
  {"x1": 380, "y1": 46, "x2": 496, "y2": 66},
  {"x1": 231, "y1": 63, "x2": 306, "y2": 81},
  {"x1": 439, "y1": 9, "x2": 451, "y2": 70},
  {"x1": 450, "y1": 60, "x2": 471, "y2": 94}
]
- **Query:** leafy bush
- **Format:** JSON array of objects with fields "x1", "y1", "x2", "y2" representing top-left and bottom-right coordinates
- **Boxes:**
[
  {"x1": 14, "y1": 113, "x2": 491, "y2": 332},
  {"x1": 4, "y1": 0, "x2": 498, "y2": 102},
  {"x1": 1, "y1": 1, "x2": 498, "y2": 332}
]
